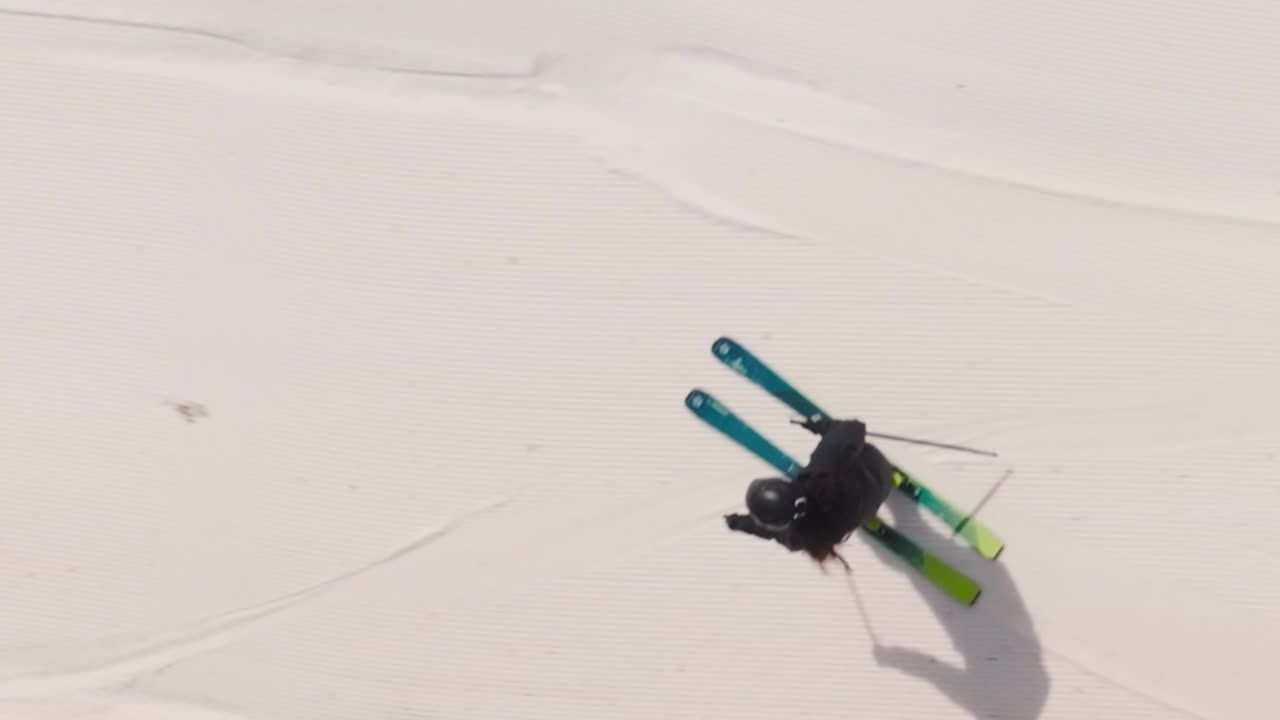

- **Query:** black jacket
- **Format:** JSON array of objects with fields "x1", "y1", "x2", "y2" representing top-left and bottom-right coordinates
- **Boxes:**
[{"x1": 728, "y1": 419, "x2": 894, "y2": 550}]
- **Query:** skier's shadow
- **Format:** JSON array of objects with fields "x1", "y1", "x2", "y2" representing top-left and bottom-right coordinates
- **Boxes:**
[{"x1": 854, "y1": 488, "x2": 1050, "y2": 720}]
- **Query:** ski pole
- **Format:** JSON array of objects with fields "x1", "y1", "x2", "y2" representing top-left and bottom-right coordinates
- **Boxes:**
[{"x1": 866, "y1": 431, "x2": 998, "y2": 458}]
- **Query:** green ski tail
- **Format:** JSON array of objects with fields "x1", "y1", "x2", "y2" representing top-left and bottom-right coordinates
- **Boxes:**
[
  {"x1": 863, "y1": 517, "x2": 981, "y2": 605},
  {"x1": 892, "y1": 467, "x2": 1004, "y2": 560}
]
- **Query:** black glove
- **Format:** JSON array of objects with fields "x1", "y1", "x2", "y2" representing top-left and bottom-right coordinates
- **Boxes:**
[{"x1": 790, "y1": 415, "x2": 833, "y2": 435}]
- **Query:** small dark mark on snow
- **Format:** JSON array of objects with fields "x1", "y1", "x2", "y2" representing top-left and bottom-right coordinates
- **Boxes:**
[
  {"x1": 955, "y1": 83, "x2": 968, "y2": 89},
  {"x1": 171, "y1": 401, "x2": 209, "y2": 424},
  {"x1": 526, "y1": 444, "x2": 540, "y2": 452}
]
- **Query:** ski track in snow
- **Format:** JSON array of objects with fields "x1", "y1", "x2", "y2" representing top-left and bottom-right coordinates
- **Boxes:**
[
  {"x1": 2, "y1": 3, "x2": 1279, "y2": 719},
  {"x1": 0, "y1": 497, "x2": 507, "y2": 697}
]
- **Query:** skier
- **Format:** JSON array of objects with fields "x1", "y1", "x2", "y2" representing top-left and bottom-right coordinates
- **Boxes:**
[{"x1": 724, "y1": 416, "x2": 894, "y2": 569}]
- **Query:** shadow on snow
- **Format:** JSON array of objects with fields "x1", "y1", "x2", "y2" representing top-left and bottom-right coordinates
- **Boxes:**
[{"x1": 851, "y1": 488, "x2": 1049, "y2": 720}]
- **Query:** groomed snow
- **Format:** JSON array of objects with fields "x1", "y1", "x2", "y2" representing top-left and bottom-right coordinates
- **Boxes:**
[{"x1": 3, "y1": 3, "x2": 1279, "y2": 719}]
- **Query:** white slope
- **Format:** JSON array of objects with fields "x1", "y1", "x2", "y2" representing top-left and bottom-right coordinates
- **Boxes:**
[{"x1": 2, "y1": 3, "x2": 1278, "y2": 719}]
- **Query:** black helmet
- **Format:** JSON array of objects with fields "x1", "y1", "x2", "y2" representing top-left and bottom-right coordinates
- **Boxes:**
[{"x1": 746, "y1": 477, "x2": 806, "y2": 531}]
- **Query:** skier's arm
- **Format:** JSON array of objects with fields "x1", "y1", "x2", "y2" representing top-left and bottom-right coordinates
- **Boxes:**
[
  {"x1": 824, "y1": 419, "x2": 866, "y2": 445},
  {"x1": 794, "y1": 416, "x2": 865, "y2": 444},
  {"x1": 805, "y1": 419, "x2": 867, "y2": 470},
  {"x1": 724, "y1": 514, "x2": 798, "y2": 550}
]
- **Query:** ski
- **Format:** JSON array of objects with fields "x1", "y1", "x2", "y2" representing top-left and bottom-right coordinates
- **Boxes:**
[
  {"x1": 710, "y1": 336, "x2": 1005, "y2": 561},
  {"x1": 686, "y1": 389, "x2": 981, "y2": 606},
  {"x1": 685, "y1": 389, "x2": 800, "y2": 478}
]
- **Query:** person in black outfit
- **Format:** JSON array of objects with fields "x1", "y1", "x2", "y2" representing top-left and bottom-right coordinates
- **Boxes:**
[{"x1": 724, "y1": 417, "x2": 893, "y2": 568}]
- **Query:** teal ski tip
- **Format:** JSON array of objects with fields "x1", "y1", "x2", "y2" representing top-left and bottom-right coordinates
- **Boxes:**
[
  {"x1": 685, "y1": 388, "x2": 802, "y2": 478},
  {"x1": 685, "y1": 388, "x2": 710, "y2": 411},
  {"x1": 708, "y1": 336, "x2": 827, "y2": 421}
]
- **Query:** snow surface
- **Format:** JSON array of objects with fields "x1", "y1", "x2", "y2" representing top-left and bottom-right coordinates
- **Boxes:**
[{"x1": 3, "y1": 3, "x2": 1279, "y2": 719}]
